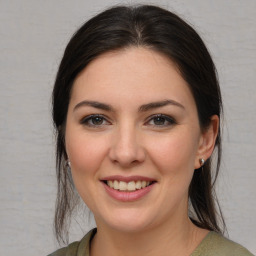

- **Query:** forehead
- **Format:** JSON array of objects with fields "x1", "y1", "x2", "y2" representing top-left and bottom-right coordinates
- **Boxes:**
[{"x1": 70, "y1": 47, "x2": 195, "y2": 110}]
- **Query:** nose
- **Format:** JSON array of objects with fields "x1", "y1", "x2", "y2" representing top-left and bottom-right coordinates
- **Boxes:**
[{"x1": 109, "y1": 125, "x2": 146, "y2": 168}]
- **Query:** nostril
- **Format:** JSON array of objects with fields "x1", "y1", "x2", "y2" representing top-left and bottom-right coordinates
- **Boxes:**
[{"x1": 109, "y1": 144, "x2": 146, "y2": 167}]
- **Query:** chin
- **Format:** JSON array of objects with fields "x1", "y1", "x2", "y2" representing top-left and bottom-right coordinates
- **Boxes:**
[{"x1": 96, "y1": 208, "x2": 156, "y2": 233}]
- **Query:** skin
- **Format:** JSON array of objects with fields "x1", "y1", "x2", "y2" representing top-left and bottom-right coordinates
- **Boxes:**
[{"x1": 65, "y1": 47, "x2": 219, "y2": 256}]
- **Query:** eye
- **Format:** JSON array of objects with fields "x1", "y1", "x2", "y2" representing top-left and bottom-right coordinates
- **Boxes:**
[
  {"x1": 80, "y1": 114, "x2": 110, "y2": 127},
  {"x1": 146, "y1": 114, "x2": 176, "y2": 127}
]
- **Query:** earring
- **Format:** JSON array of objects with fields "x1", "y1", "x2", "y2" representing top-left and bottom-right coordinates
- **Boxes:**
[
  {"x1": 199, "y1": 158, "x2": 205, "y2": 167},
  {"x1": 67, "y1": 160, "x2": 71, "y2": 168}
]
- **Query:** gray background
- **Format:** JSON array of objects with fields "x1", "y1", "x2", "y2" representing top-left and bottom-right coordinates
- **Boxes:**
[{"x1": 0, "y1": 0, "x2": 255, "y2": 255}]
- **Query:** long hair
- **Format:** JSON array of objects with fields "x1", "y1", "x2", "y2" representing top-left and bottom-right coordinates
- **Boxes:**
[{"x1": 52, "y1": 5, "x2": 225, "y2": 244}]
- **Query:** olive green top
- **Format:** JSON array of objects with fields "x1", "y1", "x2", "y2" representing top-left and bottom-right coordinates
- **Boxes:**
[{"x1": 48, "y1": 229, "x2": 253, "y2": 256}]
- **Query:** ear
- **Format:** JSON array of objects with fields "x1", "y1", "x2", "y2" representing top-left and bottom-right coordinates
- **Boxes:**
[{"x1": 194, "y1": 115, "x2": 219, "y2": 169}]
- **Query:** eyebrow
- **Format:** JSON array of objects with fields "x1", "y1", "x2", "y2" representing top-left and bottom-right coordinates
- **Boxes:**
[
  {"x1": 73, "y1": 101, "x2": 113, "y2": 112},
  {"x1": 138, "y1": 99, "x2": 185, "y2": 112},
  {"x1": 73, "y1": 99, "x2": 185, "y2": 112}
]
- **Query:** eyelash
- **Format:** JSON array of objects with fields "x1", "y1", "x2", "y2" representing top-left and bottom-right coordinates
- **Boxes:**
[
  {"x1": 80, "y1": 114, "x2": 176, "y2": 128},
  {"x1": 80, "y1": 114, "x2": 110, "y2": 127},
  {"x1": 146, "y1": 114, "x2": 176, "y2": 127}
]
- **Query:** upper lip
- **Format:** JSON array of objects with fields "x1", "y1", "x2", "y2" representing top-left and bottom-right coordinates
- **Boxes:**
[{"x1": 101, "y1": 175, "x2": 156, "y2": 182}]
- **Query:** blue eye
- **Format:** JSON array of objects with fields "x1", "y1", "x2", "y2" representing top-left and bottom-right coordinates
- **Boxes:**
[
  {"x1": 147, "y1": 114, "x2": 176, "y2": 127},
  {"x1": 80, "y1": 115, "x2": 110, "y2": 127}
]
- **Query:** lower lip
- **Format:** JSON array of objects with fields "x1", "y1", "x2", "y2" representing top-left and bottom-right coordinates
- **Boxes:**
[{"x1": 102, "y1": 182, "x2": 155, "y2": 202}]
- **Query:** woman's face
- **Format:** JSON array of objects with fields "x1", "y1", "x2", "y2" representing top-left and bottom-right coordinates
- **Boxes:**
[{"x1": 65, "y1": 47, "x2": 216, "y2": 233}]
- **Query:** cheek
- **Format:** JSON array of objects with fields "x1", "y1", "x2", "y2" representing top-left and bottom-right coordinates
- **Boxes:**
[
  {"x1": 147, "y1": 131, "x2": 198, "y2": 175},
  {"x1": 65, "y1": 132, "x2": 110, "y2": 208},
  {"x1": 66, "y1": 132, "x2": 109, "y2": 178}
]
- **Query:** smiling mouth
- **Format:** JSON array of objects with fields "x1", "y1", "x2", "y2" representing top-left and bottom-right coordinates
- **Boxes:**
[{"x1": 103, "y1": 180, "x2": 155, "y2": 192}]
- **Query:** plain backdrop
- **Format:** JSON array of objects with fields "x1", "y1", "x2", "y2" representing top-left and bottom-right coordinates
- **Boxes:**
[{"x1": 0, "y1": 0, "x2": 255, "y2": 255}]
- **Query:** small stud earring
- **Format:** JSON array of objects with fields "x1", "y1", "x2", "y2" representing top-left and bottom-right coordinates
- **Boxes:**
[
  {"x1": 199, "y1": 158, "x2": 205, "y2": 167},
  {"x1": 67, "y1": 160, "x2": 71, "y2": 168}
]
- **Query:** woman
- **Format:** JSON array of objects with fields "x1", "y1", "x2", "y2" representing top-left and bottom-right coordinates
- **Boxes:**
[{"x1": 49, "y1": 5, "x2": 253, "y2": 256}]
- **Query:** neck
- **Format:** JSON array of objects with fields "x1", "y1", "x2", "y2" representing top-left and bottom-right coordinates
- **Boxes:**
[{"x1": 91, "y1": 215, "x2": 208, "y2": 256}]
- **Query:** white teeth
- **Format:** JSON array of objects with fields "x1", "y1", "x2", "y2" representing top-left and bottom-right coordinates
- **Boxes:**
[
  {"x1": 127, "y1": 181, "x2": 136, "y2": 191},
  {"x1": 135, "y1": 181, "x2": 142, "y2": 189},
  {"x1": 106, "y1": 180, "x2": 152, "y2": 191},
  {"x1": 113, "y1": 180, "x2": 119, "y2": 190},
  {"x1": 108, "y1": 180, "x2": 113, "y2": 187},
  {"x1": 119, "y1": 181, "x2": 127, "y2": 191}
]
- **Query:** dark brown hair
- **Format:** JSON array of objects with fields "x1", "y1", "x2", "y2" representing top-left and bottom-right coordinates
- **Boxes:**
[{"x1": 52, "y1": 4, "x2": 225, "y2": 244}]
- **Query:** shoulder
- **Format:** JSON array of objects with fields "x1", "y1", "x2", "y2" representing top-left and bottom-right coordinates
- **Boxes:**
[
  {"x1": 47, "y1": 229, "x2": 96, "y2": 256},
  {"x1": 192, "y1": 231, "x2": 254, "y2": 256},
  {"x1": 47, "y1": 240, "x2": 80, "y2": 256}
]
